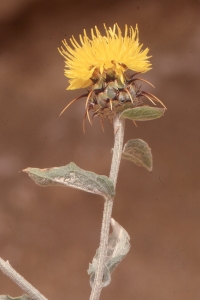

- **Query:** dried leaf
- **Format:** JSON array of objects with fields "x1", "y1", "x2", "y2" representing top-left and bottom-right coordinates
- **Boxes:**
[
  {"x1": 88, "y1": 218, "x2": 131, "y2": 287},
  {"x1": 23, "y1": 162, "x2": 115, "y2": 198},
  {"x1": 122, "y1": 139, "x2": 153, "y2": 171}
]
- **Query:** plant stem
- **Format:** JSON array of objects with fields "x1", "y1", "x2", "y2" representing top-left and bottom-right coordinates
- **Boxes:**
[
  {"x1": 109, "y1": 115, "x2": 125, "y2": 188},
  {"x1": 0, "y1": 257, "x2": 48, "y2": 300},
  {"x1": 89, "y1": 115, "x2": 125, "y2": 300}
]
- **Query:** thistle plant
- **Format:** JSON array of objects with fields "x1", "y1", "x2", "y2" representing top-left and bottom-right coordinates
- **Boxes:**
[{"x1": 0, "y1": 24, "x2": 166, "y2": 300}]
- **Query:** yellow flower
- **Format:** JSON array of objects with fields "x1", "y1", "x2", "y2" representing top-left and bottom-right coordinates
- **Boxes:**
[{"x1": 59, "y1": 24, "x2": 152, "y2": 90}]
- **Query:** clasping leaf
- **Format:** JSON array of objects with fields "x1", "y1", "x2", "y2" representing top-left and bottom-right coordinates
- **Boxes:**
[{"x1": 88, "y1": 218, "x2": 131, "y2": 287}]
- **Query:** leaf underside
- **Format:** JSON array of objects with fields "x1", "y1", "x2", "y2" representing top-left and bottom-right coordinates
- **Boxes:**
[{"x1": 23, "y1": 162, "x2": 115, "y2": 198}]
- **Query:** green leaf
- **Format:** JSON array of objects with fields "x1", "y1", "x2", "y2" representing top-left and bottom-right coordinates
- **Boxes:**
[
  {"x1": 122, "y1": 139, "x2": 153, "y2": 171},
  {"x1": 120, "y1": 106, "x2": 166, "y2": 121},
  {"x1": 88, "y1": 218, "x2": 130, "y2": 287},
  {"x1": 0, "y1": 296, "x2": 31, "y2": 300},
  {"x1": 23, "y1": 162, "x2": 115, "y2": 198}
]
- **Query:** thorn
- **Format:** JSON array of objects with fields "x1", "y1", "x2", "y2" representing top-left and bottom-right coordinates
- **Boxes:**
[
  {"x1": 130, "y1": 72, "x2": 141, "y2": 78},
  {"x1": 142, "y1": 91, "x2": 166, "y2": 108},
  {"x1": 132, "y1": 120, "x2": 138, "y2": 127},
  {"x1": 124, "y1": 88, "x2": 134, "y2": 104},
  {"x1": 100, "y1": 118, "x2": 105, "y2": 132},
  {"x1": 82, "y1": 111, "x2": 87, "y2": 134},
  {"x1": 132, "y1": 78, "x2": 155, "y2": 88},
  {"x1": 86, "y1": 106, "x2": 92, "y2": 125},
  {"x1": 85, "y1": 90, "x2": 93, "y2": 109},
  {"x1": 141, "y1": 92, "x2": 156, "y2": 105},
  {"x1": 92, "y1": 109, "x2": 100, "y2": 120},
  {"x1": 110, "y1": 98, "x2": 113, "y2": 110},
  {"x1": 59, "y1": 93, "x2": 88, "y2": 116}
]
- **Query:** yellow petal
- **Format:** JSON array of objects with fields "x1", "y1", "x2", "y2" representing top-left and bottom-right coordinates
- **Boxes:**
[{"x1": 59, "y1": 23, "x2": 152, "y2": 90}]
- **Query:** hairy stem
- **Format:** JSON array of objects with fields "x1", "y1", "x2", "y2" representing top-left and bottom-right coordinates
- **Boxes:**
[
  {"x1": 109, "y1": 116, "x2": 125, "y2": 188},
  {"x1": 89, "y1": 115, "x2": 125, "y2": 300},
  {"x1": 0, "y1": 257, "x2": 48, "y2": 300}
]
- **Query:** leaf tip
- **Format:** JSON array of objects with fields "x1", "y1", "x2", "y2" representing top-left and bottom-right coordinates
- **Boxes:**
[{"x1": 22, "y1": 168, "x2": 29, "y2": 173}]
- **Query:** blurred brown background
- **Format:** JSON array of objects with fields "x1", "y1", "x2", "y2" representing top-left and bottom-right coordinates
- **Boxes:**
[{"x1": 0, "y1": 0, "x2": 200, "y2": 299}]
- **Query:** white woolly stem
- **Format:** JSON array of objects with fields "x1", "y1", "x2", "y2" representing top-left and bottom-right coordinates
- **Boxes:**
[
  {"x1": 0, "y1": 257, "x2": 48, "y2": 300},
  {"x1": 89, "y1": 115, "x2": 125, "y2": 300}
]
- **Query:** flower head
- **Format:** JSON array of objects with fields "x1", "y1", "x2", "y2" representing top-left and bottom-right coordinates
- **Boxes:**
[{"x1": 59, "y1": 24, "x2": 152, "y2": 90}]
